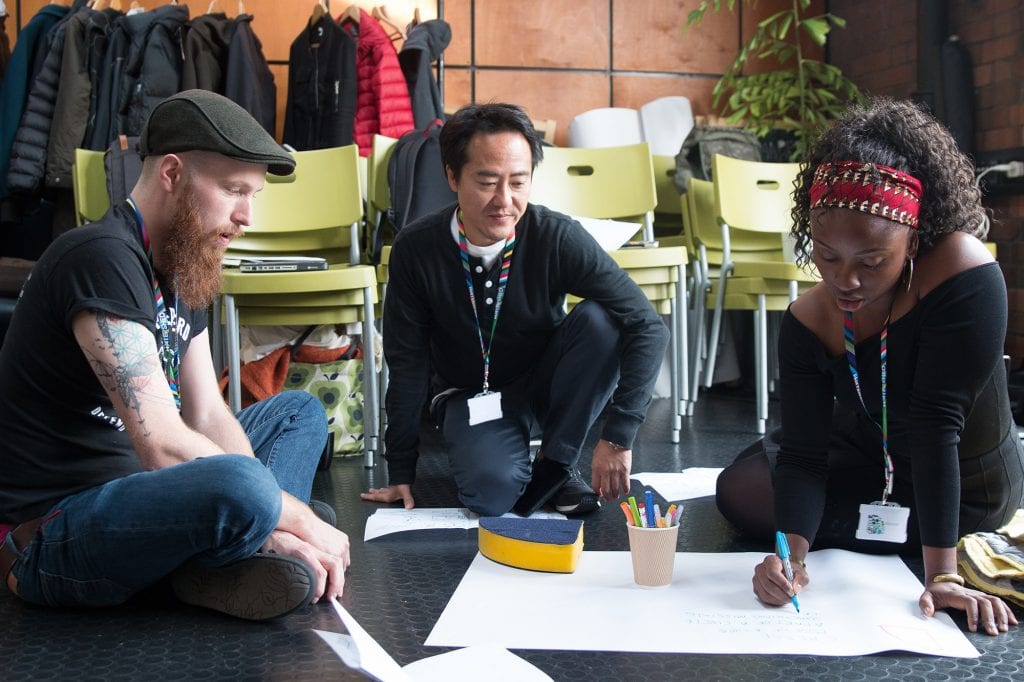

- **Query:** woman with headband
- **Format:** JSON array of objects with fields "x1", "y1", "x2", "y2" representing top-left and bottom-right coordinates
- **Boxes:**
[{"x1": 715, "y1": 98, "x2": 1023, "y2": 635}]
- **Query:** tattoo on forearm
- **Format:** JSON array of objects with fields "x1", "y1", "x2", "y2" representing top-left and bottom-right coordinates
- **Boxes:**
[{"x1": 85, "y1": 312, "x2": 163, "y2": 437}]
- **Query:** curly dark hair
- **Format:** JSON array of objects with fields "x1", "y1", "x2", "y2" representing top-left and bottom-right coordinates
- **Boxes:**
[{"x1": 790, "y1": 97, "x2": 985, "y2": 267}]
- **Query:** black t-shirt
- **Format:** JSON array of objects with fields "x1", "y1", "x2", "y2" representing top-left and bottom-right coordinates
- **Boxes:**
[{"x1": 0, "y1": 203, "x2": 207, "y2": 522}]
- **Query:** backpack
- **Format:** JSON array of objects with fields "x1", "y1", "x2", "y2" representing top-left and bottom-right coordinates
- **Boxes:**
[
  {"x1": 103, "y1": 135, "x2": 143, "y2": 207},
  {"x1": 673, "y1": 125, "x2": 761, "y2": 193},
  {"x1": 372, "y1": 119, "x2": 456, "y2": 263}
]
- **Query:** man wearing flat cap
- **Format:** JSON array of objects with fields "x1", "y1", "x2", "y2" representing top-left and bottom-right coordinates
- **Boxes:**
[{"x1": 0, "y1": 90, "x2": 348, "y2": 621}]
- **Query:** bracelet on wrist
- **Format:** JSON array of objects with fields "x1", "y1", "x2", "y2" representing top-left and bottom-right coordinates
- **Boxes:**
[{"x1": 930, "y1": 572, "x2": 965, "y2": 587}]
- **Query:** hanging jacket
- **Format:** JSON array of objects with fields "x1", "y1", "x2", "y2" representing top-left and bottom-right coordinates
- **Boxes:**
[
  {"x1": 0, "y1": 15, "x2": 12, "y2": 85},
  {"x1": 344, "y1": 8, "x2": 415, "y2": 156},
  {"x1": 398, "y1": 19, "x2": 450, "y2": 130},
  {"x1": 225, "y1": 14, "x2": 276, "y2": 137},
  {"x1": 283, "y1": 15, "x2": 356, "y2": 151},
  {"x1": 83, "y1": 8, "x2": 120, "y2": 150},
  {"x1": 116, "y1": 4, "x2": 188, "y2": 141},
  {"x1": 46, "y1": 9, "x2": 96, "y2": 188},
  {"x1": 5, "y1": 1, "x2": 90, "y2": 196},
  {"x1": 0, "y1": 3, "x2": 70, "y2": 199},
  {"x1": 181, "y1": 12, "x2": 231, "y2": 93},
  {"x1": 90, "y1": 5, "x2": 188, "y2": 150}
]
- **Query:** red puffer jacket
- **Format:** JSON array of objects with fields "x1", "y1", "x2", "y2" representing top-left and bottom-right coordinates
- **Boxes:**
[{"x1": 344, "y1": 9, "x2": 415, "y2": 156}]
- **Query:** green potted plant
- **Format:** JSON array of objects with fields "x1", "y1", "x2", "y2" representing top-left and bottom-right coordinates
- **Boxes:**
[{"x1": 686, "y1": 0, "x2": 866, "y2": 160}]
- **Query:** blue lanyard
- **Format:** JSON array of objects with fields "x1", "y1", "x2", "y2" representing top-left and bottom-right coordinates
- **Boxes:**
[
  {"x1": 126, "y1": 197, "x2": 181, "y2": 411},
  {"x1": 456, "y1": 210, "x2": 514, "y2": 393},
  {"x1": 843, "y1": 310, "x2": 894, "y2": 502}
]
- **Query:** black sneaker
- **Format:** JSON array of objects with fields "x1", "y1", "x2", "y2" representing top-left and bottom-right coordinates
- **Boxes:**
[
  {"x1": 309, "y1": 499, "x2": 337, "y2": 527},
  {"x1": 513, "y1": 456, "x2": 571, "y2": 517},
  {"x1": 553, "y1": 469, "x2": 601, "y2": 515},
  {"x1": 171, "y1": 554, "x2": 316, "y2": 621}
]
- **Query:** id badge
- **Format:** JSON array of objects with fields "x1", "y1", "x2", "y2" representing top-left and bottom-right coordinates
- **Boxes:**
[
  {"x1": 855, "y1": 502, "x2": 910, "y2": 543},
  {"x1": 467, "y1": 391, "x2": 502, "y2": 426}
]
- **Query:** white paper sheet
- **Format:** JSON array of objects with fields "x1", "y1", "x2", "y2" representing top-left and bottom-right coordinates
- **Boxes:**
[
  {"x1": 573, "y1": 216, "x2": 642, "y2": 251},
  {"x1": 631, "y1": 467, "x2": 724, "y2": 502},
  {"x1": 364, "y1": 508, "x2": 564, "y2": 542},
  {"x1": 426, "y1": 549, "x2": 979, "y2": 657},
  {"x1": 316, "y1": 600, "x2": 551, "y2": 681}
]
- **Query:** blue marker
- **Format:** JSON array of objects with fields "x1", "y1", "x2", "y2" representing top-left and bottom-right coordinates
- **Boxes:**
[
  {"x1": 644, "y1": 490, "x2": 655, "y2": 528},
  {"x1": 775, "y1": 531, "x2": 801, "y2": 613}
]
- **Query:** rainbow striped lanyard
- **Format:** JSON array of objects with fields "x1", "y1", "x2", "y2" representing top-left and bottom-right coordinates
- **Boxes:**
[
  {"x1": 126, "y1": 197, "x2": 181, "y2": 411},
  {"x1": 843, "y1": 310, "x2": 894, "y2": 502},
  {"x1": 456, "y1": 210, "x2": 515, "y2": 394}
]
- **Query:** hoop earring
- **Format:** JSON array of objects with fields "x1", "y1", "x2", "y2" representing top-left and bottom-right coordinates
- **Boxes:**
[{"x1": 904, "y1": 258, "x2": 914, "y2": 293}]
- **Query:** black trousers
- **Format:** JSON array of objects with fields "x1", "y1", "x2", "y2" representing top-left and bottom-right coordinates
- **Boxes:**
[{"x1": 436, "y1": 301, "x2": 621, "y2": 516}]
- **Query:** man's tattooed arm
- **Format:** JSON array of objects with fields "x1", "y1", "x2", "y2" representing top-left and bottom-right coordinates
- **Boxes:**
[{"x1": 79, "y1": 311, "x2": 169, "y2": 437}]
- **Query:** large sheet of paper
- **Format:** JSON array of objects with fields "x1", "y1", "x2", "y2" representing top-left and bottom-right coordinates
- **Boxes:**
[
  {"x1": 631, "y1": 467, "x2": 723, "y2": 502},
  {"x1": 426, "y1": 550, "x2": 979, "y2": 657},
  {"x1": 316, "y1": 600, "x2": 552, "y2": 681},
  {"x1": 364, "y1": 508, "x2": 563, "y2": 541}
]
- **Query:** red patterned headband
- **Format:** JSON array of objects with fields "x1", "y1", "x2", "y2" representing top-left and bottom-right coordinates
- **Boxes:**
[{"x1": 809, "y1": 161, "x2": 923, "y2": 228}]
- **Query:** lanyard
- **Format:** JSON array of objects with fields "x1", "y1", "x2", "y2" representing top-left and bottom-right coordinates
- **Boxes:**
[
  {"x1": 843, "y1": 310, "x2": 894, "y2": 502},
  {"x1": 126, "y1": 197, "x2": 181, "y2": 411},
  {"x1": 456, "y1": 210, "x2": 514, "y2": 393}
]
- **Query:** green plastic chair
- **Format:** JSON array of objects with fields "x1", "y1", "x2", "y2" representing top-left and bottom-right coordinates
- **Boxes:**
[
  {"x1": 219, "y1": 145, "x2": 380, "y2": 465},
  {"x1": 529, "y1": 142, "x2": 657, "y2": 242},
  {"x1": 72, "y1": 148, "x2": 110, "y2": 225},
  {"x1": 703, "y1": 154, "x2": 819, "y2": 434}
]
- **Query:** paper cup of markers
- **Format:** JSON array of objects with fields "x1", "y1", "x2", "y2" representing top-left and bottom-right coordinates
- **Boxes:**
[{"x1": 622, "y1": 493, "x2": 682, "y2": 587}]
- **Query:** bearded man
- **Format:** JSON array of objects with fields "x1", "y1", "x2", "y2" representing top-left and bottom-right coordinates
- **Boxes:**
[{"x1": 0, "y1": 90, "x2": 349, "y2": 621}]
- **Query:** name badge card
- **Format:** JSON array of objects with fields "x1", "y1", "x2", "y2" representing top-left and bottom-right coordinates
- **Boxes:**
[
  {"x1": 468, "y1": 391, "x2": 502, "y2": 426},
  {"x1": 855, "y1": 502, "x2": 910, "y2": 543}
]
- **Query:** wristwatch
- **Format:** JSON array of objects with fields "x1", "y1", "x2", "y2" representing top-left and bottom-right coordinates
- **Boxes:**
[{"x1": 605, "y1": 440, "x2": 630, "y2": 451}]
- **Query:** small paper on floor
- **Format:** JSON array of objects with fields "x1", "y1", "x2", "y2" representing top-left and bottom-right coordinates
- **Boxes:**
[
  {"x1": 363, "y1": 508, "x2": 565, "y2": 541},
  {"x1": 315, "y1": 599, "x2": 551, "y2": 681},
  {"x1": 631, "y1": 467, "x2": 724, "y2": 501}
]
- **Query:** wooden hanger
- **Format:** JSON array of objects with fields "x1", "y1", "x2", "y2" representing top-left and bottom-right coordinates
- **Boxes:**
[
  {"x1": 413, "y1": 7, "x2": 421, "y2": 26},
  {"x1": 373, "y1": 5, "x2": 405, "y2": 41},
  {"x1": 340, "y1": 3, "x2": 361, "y2": 27},
  {"x1": 237, "y1": 0, "x2": 245, "y2": 15},
  {"x1": 207, "y1": 0, "x2": 224, "y2": 13},
  {"x1": 309, "y1": 0, "x2": 326, "y2": 28}
]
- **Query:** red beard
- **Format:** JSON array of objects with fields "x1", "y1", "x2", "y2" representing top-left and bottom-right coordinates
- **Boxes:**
[{"x1": 162, "y1": 184, "x2": 231, "y2": 310}]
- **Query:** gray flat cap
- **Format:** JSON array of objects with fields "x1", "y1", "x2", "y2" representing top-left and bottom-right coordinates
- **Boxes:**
[{"x1": 140, "y1": 90, "x2": 295, "y2": 176}]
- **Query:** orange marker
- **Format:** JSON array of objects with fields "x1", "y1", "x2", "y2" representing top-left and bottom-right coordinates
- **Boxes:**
[{"x1": 619, "y1": 501, "x2": 634, "y2": 525}]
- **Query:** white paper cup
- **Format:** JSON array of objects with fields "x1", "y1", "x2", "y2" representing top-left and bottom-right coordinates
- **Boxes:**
[{"x1": 627, "y1": 523, "x2": 679, "y2": 587}]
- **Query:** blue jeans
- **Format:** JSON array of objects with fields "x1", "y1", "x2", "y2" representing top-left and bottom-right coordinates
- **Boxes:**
[{"x1": 9, "y1": 391, "x2": 327, "y2": 608}]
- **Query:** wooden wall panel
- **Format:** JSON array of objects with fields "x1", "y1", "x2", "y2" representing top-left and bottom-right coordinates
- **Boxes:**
[
  {"x1": 442, "y1": 66, "x2": 471, "y2": 111},
  {"x1": 474, "y1": 0, "x2": 608, "y2": 69},
  {"x1": 614, "y1": 0, "x2": 735, "y2": 75},
  {"x1": 445, "y1": 0, "x2": 471, "y2": 65},
  {"x1": 475, "y1": 69, "x2": 608, "y2": 146},
  {"x1": 3, "y1": 0, "x2": 842, "y2": 147},
  {"x1": 269, "y1": 62, "x2": 287, "y2": 143}
]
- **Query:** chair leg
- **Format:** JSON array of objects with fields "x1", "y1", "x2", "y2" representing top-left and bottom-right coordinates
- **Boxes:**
[
  {"x1": 362, "y1": 286, "x2": 377, "y2": 468},
  {"x1": 755, "y1": 295, "x2": 768, "y2": 435},
  {"x1": 703, "y1": 271, "x2": 729, "y2": 389},
  {"x1": 210, "y1": 295, "x2": 223, "y2": 375},
  {"x1": 675, "y1": 264, "x2": 688, "y2": 426},
  {"x1": 225, "y1": 294, "x2": 242, "y2": 413},
  {"x1": 688, "y1": 274, "x2": 707, "y2": 416},
  {"x1": 669, "y1": 293, "x2": 680, "y2": 445}
]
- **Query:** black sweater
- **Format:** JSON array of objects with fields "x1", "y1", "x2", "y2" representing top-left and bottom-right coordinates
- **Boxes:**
[
  {"x1": 775, "y1": 263, "x2": 1018, "y2": 547},
  {"x1": 382, "y1": 203, "x2": 669, "y2": 485}
]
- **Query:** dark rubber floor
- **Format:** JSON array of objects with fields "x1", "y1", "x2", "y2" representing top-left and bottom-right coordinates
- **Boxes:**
[{"x1": 3, "y1": 388, "x2": 1022, "y2": 681}]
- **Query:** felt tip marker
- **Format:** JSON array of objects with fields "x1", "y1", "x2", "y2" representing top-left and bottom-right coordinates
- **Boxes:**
[{"x1": 775, "y1": 531, "x2": 801, "y2": 613}]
